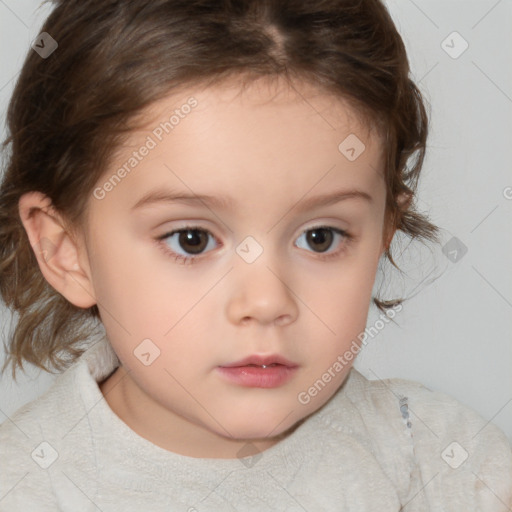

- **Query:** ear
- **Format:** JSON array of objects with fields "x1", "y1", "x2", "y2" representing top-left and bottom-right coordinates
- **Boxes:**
[
  {"x1": 382, "y1": 191, "x2": 412, "y2": 251},
  {"x1": 18, "y1": 191, "x2": 96, "y2": 308}
]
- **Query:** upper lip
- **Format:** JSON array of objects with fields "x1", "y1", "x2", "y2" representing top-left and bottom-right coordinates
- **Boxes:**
[{"x1": 220, "y1": 354, "x2": 298, "y2": 368}]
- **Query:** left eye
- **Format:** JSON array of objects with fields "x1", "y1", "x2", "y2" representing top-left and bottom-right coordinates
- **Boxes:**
[{"x1": 295, "y1": 226, "x2": 348, "y2": 254}]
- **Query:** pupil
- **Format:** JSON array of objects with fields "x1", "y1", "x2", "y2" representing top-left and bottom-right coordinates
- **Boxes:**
[
  {"x1": 308, "y1": 228, "x2": 332, "y2": 252},
  {"x1": 180, "y1": 230, "x2": 206, "y2": 254}
]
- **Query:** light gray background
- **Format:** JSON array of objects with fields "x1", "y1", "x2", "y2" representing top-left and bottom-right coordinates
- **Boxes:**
[{"x1": 0, "y1": 0, "x2": 511, "y2": 441}]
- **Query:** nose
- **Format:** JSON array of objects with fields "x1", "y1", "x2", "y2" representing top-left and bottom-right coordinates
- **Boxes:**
[{"x1": 225, "y1": 257, "x2": 299, "y2": 327}]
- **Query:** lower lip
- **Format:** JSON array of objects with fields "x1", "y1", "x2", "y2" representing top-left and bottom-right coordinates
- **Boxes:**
[{"x1": 216, "y1": 365, "x2": 297, "y2": 388}]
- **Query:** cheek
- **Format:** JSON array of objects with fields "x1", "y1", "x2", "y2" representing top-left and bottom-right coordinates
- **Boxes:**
[
  {"x1": 300, "y1": 243, "x2": 382, "y2": 363},
  {"x1": 88, "y1": 235, "x2": 214, "y2": 366},
  {"x1": 311, "y1": 248, "x2": 380, "y2": 323},
  {"x1": 86, "y1": 228, "x2": 166, "y2": 339}
]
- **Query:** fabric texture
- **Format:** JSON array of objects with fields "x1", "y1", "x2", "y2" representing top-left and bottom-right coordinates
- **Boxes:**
[{"x1": 1, "y1": 336, "x2": 511, "y2": 511}]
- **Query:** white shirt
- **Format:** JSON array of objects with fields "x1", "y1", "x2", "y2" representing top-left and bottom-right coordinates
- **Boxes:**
[{"x1": 1, "y1": 337, "x2": 511, "y2": 511}]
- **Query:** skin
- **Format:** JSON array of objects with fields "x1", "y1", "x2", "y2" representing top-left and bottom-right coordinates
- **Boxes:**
[{"x1": 19, "y1": 76, "x2": 402, "y2": 459}]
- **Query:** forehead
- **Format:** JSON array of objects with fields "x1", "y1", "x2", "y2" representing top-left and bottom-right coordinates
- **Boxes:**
[
  {"x1": 96, "y1": 76, "x2": 385, "y2": 219},
  {"x1": 139, "y1": 75, "x2": 380, "y2": 146}
]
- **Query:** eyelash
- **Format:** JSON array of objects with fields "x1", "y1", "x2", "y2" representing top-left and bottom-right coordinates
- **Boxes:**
[{"x1": 155, "y1": 224, "x2": 353, "y2": 265}]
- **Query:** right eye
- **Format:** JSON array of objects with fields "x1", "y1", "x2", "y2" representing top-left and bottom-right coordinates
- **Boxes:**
[{"x1": 156, "y1": 226, "x2": 220, "y2": 264}]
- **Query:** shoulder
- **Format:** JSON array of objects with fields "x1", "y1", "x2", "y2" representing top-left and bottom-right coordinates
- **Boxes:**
[
  {"x1": 0, "y1": 376, "x2": 64, "y2": 508},
  {"x1": 0, "y1": 357, "x2": 99, "y2": 509},
  {"x1": 339, "y1": 369, "x2": 512, "y2": 510}
]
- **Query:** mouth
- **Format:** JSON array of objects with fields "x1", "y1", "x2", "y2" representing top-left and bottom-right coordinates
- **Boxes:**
[
  {"x1": 220, "y1": 354, "x2": 299, "y2": 369},
  {"x1": 217, "y1": 354, "x2": 299, "y2": 388},
  {"x1": 244, "y1": 363, "x2": 280, "y2": 368}
]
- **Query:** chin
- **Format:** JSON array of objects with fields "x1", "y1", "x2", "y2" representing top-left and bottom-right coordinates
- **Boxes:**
[{"x1": 215, "y1": 413, "x2": 303, "y2": 444}]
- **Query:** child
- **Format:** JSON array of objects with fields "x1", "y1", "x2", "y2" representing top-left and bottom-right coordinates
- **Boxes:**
[{"x1": 0, "y1": 0, "x2": 510, "y2": 510}]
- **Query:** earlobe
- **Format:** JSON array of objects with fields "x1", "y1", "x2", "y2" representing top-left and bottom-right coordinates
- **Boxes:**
[
  {"x1": 382, "y1": 191, "x2": 412, "y2": 251},
  {"x1": 397, "y1": 190, "x2": 413, "y2": 212},
  {"x1": 18, "y1": 191, "x2": 97, "y2": 309}
]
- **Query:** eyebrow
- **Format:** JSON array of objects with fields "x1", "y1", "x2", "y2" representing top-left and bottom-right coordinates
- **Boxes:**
[{"x1": 131, "y1": 188, "x2": 373, "y2": 212}]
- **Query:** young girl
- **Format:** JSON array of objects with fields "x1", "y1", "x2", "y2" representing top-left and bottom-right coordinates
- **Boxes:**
[{"x1": 0, "y1": 0, "x2": 510, "y2": 510}]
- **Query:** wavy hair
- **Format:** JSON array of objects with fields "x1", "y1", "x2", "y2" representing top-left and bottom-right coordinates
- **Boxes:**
[{"x1": 0, "y1": 0, "x2": 439, "y2": 380}]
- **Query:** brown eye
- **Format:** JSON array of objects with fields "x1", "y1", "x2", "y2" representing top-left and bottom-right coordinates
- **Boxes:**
[
  {"x1": 176, "y1": 229, "x2": 209, "y2": 255},
  {"x1": 296, "y1": 226, "x2": 348, "y2": 255},
  {"x1": 159, "y1": 227, "x2": 218, "y2": 261},
  {"x1": 305, "y1": 227, "x2": 334, "y2": 253}
]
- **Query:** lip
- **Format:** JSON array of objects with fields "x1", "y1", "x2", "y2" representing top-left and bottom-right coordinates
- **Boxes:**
[
  {"x1": 220, "y1": 354, "x2": 299, "y2": 368},
  {"x1": 217, "y1": 354, "x2": 299, "y2": 388}
]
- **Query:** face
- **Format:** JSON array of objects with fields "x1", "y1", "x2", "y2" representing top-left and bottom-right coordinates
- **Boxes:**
[{"x1": 81, "y1": 77, "x2": 390, "y2": 458}]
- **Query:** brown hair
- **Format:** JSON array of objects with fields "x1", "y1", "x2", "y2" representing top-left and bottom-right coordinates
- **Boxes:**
[{"x1": 0, "y1": 0, "x2": 439, "y2": 380}]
